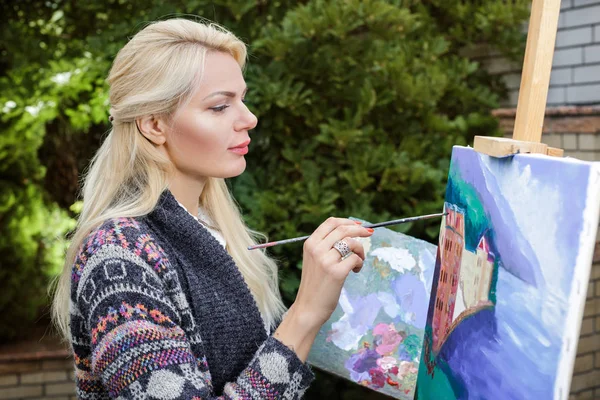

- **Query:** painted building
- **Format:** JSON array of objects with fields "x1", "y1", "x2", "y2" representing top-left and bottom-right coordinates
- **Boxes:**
[
  {"x1": 455, "y1": 233, "x2": 496, "y2": 318},
  {"x1": 432, "y1": 203, "x2": 464, "y2": 352},
  {"x1": 452, "y1": 250, "x2": 476, "y2": 321},
  {"x1": 475, "y1": 235, "x2": 495, "y2": 304}
]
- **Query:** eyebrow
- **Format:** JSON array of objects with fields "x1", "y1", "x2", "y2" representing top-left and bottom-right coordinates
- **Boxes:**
[{"x1": 202, "y1": 87, "x2": 248, "y2": 101}]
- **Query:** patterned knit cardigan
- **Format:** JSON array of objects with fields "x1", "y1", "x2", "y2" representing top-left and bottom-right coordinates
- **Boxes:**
[{"x1": 70, "y1": 190, "x2": 314, "y2": 399}]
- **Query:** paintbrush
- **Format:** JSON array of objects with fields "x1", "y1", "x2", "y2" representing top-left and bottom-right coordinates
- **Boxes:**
[{"x1": 247, "y1": 212, "x2": 447, "y2": 250}]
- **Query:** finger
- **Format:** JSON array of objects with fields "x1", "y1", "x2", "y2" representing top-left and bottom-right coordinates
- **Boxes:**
[
  {"x1": 351, "y1": 239, "x2": 368, "y2": 272},
  {"x1": 325, "y1": 237, "x2": 365, "y2": 265},
  {"x1": 320, "y1": 224, "x2": 373, "y2": 251},
  {"x1": 352, "y1": 264, "x2": 363, "y2": 273},
  {"x1": 309, "y1": 217, "x2": 361, "y2": 243},
  {"x1": 338, "y1": 253, "x2": 364, "y2": 276},
  {"x1": 348, "y1": 237, "x2": 365, "y2": 260}
]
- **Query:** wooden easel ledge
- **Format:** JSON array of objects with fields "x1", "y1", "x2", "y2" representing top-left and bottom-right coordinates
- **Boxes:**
[
  {"x1": 473, "y1": 0, "x2": 564, "y2": 159},
  {"x1": 473, "y1": 136, "x2": 564, "y2": 158}
]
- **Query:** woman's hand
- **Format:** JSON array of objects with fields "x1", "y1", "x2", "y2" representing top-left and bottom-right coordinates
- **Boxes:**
[
  {"x1": 294, "y1": 217, "x2": 374, "y2": 328},
  {"x1": 273, "y1": 217, "x2": 373, "y2": 362}
]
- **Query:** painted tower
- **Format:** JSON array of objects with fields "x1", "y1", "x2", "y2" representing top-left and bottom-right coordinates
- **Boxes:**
[
  {"x1": 475, "y1": 235, "x2": 495, "y2": 304},
  {"x1": 432, "y1": 203, "x2": 465, "y2": 352}
]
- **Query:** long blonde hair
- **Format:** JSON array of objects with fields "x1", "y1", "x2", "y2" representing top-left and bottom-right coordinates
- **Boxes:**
[{"x1": 51, "y1": 18, "x2": 286, "y2": 341}]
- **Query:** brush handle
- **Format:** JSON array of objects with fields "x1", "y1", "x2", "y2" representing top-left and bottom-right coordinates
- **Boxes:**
[
  {"x1": 247, "y1": 212, "x2": 445, "y2": 250},
  {"x1": 362, "y1": 213, "x2": 445, "y2": 229}
]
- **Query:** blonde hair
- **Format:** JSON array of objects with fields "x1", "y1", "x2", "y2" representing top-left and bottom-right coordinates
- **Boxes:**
[{"x1": 51, "y1": 18, "x2": 286, "y2": 342}]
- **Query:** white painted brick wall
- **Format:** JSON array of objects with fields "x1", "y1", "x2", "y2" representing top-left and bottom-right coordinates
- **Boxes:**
[
  {"x1": 548, "y1": 87, "x2": 568, "y2": 104},
  {"x1": 494, "y1": 0, "x2": 600, "y2": 107},
  {"x1": 586, "y1": 45, "x2": 600, "y2": 63},
  {"x1": 574, "y1": 64, "x2": 600, "y2": 83},
  {"x1": 553, "y1": 47, "x2": 585, "y2": 67},
  {"x1": 484, "y1": 57, "x2": 520, "y2": 74},
  {"x1": 564, "y1": 5, "x2": 600, "y2": 28},
  {"x1": 556, "y1": 26, "x2": 593, "y2": 47},
  {"x1": 567, "y1": 83, "x2": 600, "y2": 103},
  {"x1": 507, "y1": 90, "x2": 520, "y2": 107},
  {"x1": 503, "y1": 73, "x2": 522, "y2": 89},
  {"x1": 550, "y1": 67, "x2": 573, "y2": 85},
  {"x1": 573, "y1": 0, "x2": 600, "y2": 7}
]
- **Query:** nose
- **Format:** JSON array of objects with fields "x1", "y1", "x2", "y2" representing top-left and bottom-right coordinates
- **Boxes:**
[{"x1": 235, "y1": 104, "x2": 258, "y2": 132}]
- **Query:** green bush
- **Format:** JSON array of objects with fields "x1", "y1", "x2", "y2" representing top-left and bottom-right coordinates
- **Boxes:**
[
  {"x1": 233, "y1": 0, "x2": 529, "y2": 302},
  {"x1": 0, "y1": 0, "x2": 528, "y2": 394},
  {"x1": 0, "y1": 183, "x2": 75, "y2": 339}
]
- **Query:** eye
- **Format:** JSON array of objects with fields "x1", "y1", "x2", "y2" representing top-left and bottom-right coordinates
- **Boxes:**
[{"x1": 210, "y1": 104, "x2": 230, "y2": 112}]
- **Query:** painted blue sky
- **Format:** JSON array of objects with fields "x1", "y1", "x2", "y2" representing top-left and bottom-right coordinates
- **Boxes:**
[
  {"x1": 477, "y1": 149, "x2": 591, "y2": 298},
  {"x1": 452, "y1": 146, "x2": 591, "y2": 300}
]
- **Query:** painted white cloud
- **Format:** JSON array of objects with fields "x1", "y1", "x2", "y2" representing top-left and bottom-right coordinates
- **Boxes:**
[
  {"x1": 480, "y1": 155, "x2": 567, "y2": 331},
  {"x1": 371, "y1": 247, "x2": 417, "y2": 273}
]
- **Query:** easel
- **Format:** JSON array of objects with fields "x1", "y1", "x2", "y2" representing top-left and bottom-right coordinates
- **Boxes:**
[
  {"x1": 471, "y1": 3, "x2": 591, "y2": 400},
  {"x1": 474, "y1": 0, "x2": 565, "y2": 158}
]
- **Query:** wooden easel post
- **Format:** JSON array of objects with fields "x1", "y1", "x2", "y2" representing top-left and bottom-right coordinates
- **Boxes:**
[{"x1": 473, "y1": 0, "x2": 565, "y2": 158}]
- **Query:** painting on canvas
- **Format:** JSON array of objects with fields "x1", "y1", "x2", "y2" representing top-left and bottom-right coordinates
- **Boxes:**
[
  {"x1": 308, "y1": 224, "x2": 437, "y2": 399},
  {"x1": 417, "y1": 146, "x2": 600, "y2": 400}
]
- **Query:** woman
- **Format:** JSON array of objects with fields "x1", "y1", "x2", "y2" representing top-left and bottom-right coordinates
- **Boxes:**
[{"x1": 52, "y1": 18, "x2": 373, "y2": 399}]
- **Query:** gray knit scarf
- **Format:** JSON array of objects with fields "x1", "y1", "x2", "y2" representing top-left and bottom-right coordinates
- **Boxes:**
[{"x1": 142, "y1": 190, "x2": 269, "y2": 394}]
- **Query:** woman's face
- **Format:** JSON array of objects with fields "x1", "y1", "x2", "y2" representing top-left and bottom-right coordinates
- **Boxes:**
[{"x1": 164, "y1": 51, "x2": 257, "y2": 180}]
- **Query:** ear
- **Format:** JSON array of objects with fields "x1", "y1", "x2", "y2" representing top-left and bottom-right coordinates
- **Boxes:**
[{"x1": 137, "y1": 115, "x2": 167, "y2": 145}]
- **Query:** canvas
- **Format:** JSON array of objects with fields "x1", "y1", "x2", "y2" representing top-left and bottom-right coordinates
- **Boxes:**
[
  {"x1": 307, "y1": 224, "x2": 437, "y2": 399},
  {"x1": 417, "y1": 146, "x2": 600, "y2": 400}
]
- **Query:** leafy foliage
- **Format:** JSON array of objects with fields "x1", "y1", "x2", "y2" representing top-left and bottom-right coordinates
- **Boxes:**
[
  {"x1": 1, "y1": 0, "x2": 528, "y2": 394},
  {"x1": 234, "y1": 0, "x2": 529, "y2": 302}
]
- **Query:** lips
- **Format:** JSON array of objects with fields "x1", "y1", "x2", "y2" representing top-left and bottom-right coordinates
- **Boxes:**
[
  {"x1": 228, "y1": 139, "x2": 250, "y2": 155},
  {"x1": 230, "y1": 139, "x2": 251, "y2": 149}
]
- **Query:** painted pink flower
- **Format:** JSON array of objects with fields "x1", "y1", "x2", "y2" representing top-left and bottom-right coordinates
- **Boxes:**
[
  {"x1": 397, "y1": 361, "x2": 418, "y2": 379},
  {"x1": 376, "y1": 356, "x2": 398, "y2": 373},
  {"x1": 368, "y1": 368, "x2": 386, "y2": 389},
  {"x1": 373, "y1": 323, "x2": 404, "y2": 356}
]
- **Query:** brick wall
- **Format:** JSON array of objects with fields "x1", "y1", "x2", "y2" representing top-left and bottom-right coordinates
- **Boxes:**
[
  {"x1": 552, "y1": 0, "x2": 600, "y2": 105},
  {"x1": 476, "y1": 0, "x2": 600, "y2": 107},
  {"x1": 0, "y1": 351, "x2": 75, "y2": 400},
  {"x1": 496, "y1": 106, "x2": 600, "y2": 161}
]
